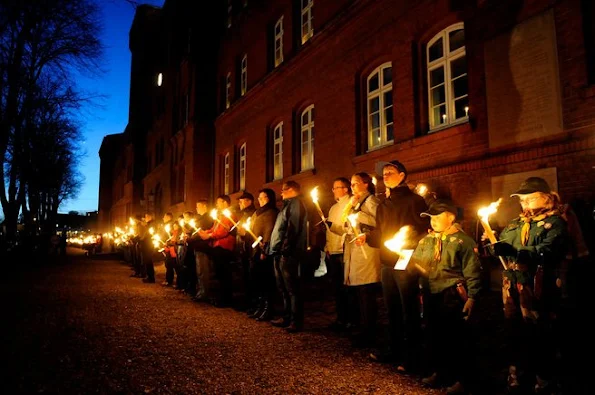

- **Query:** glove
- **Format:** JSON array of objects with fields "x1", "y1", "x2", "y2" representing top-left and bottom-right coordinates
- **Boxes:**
[
  {"x1": 516, "y1": 249, "x2": 532, "y2": 265},
  {"x1": 493, "y1": 242, "x2": 517, "y2": 257}
]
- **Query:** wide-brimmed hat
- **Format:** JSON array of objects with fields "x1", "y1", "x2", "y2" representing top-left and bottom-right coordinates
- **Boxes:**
[{"x1": 510, "y1": 177, "x2": 551, "y2": 196}]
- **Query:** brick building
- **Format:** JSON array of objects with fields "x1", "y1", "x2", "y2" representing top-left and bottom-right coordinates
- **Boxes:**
[{"x1": 100, "y1": 0, "x2": 595, "y2": 245}]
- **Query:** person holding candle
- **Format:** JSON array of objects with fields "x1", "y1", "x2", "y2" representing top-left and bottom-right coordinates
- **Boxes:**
[
  {"x1": 141, "y1": 212, "x2": 156, "y2": 283},
  {"x1": 487, "y1": 177, "x2": 568, "y2": 393},
  {"x1": 268, "y1": 181, "x2": 308, "y2": 332},
  {"x1": 367, "y1": 159, "x2": 429, "y2": 374},
  {"x1": 192, "y1": 199, "x2": 214, "y2": 302},
  {"x1": 247, "y1": 188, "x2": 279, "y2": 321},
  {"x1": 413, "y1": 199, "x2": 482, "y2": 395},
  {"x1": 161, "y1": 212, "x2": 177, "y2": 288},
  {"x1": 235, "y1": 191, "x2": 258, "y2": 313},
  {"x1": 342, "y1": 172, "x2": 381, "y2": 348}
]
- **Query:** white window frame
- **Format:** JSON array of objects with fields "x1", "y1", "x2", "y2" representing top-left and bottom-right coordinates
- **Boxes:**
[
  {"x1": 273, "y1": 122, "x2": 283, "y2": 180},
  {"x1": 224, "y1": 152, "x2": 230, "y2": 195},
  {"x1": 239, "y1": 143, "x2": 246, "y2": 191},
  {"x1": 240, "y1": 54, "x2": 247, "y2": 96},
  {"x1": 300, "y1": 105, "x2": 315, "y2": 171},
  {"x1": 301, "y1": 0, "x2": 314, "y2": 44},
  {"x1": 427, "y1": 23, "x2": 468, "y2": 132},
  {"x1": 225, "y1": 72, "x2": 231, "y2": 109},
  {"x1": 274, "y1": 16, "x2": 284, "y2": 67},
  {"x1": 367, "y1": 63, "x2": 393, "y2": 150}
]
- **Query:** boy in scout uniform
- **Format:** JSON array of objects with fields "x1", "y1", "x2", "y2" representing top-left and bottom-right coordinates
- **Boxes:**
[
  {"x1": 490, "y1": 177, "x2": 568, "y2": 393},
  {"x1": 413, "y1": 199, "x2": 481, "y2": 395}
]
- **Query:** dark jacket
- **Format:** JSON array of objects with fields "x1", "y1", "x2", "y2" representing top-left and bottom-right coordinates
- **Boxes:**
[
  {"x1": 250, "y1": 205, "x2": 279, "y2": 257},
  {"x1": 367, "y1": 185, "x2": 429, "y2": 267},
  {"x1": 269, "y1": 195, "x2": 308, "y2": 257}
]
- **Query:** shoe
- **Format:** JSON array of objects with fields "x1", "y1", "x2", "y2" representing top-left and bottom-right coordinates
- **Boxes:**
[
  {"x1": 161, "y1": 281, "x2": 170, "y2": 286},
  {"x1": 446, "y1": 381, "x2": 465, "y2": 394},
  {"x1": 142, "y1": 278, "x2": 155, "y2": 283},
  {"x1": 422, "y1": 372, "x2": 439, "y2": 388},
  {"x1": 270, "y1": 318, "x2": 290, "y2": 328},
  {"x1": 255, "y1": 302, "x2": 271, "y2": 321},
  {"x1": 285, "y1": 323, "x2": 303, "y2": 333}
]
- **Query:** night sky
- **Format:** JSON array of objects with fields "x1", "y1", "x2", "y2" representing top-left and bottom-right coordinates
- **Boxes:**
[{"x1": 60, "y1": 0, "x2": 164, "y2": 214}]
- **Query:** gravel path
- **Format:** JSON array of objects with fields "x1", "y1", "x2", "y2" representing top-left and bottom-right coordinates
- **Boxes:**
[{"x1": 2, "y1": 249, "x2": 439, "y2": 394}]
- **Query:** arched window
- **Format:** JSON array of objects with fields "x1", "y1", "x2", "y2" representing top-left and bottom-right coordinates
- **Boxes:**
[
  {"x1": 427, "y1": 23, "x2": 468, "y2": 131},
  {"x1": 224, "y1": 152, "x2": 230, "y2": 195},
  {"x1": 239, "y1": 143, "x2": 246, "y2": 190},
  {"x1": 367, "y1": 62, "x2": 393, "y2": 149},
  {"x1": 300, "y1": 105, "x2": 315, "y2": 171},
  {"x1": 273, "y1": 122, "x2": 283, "y2": 180}
]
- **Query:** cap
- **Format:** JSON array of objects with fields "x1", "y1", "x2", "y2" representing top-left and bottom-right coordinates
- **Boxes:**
[
  {"x1": 420, "y1": 199, "x2": 458, "y2": 217},
  {"x1": 510, "y1": 177, "x2": 551, "y2": 196},
  {"x1": 375, "y1": 160, "x2": 408, "y2": 178},
  {"x1": 237, "y1": 191, "x2": 254, "y2": 201}
]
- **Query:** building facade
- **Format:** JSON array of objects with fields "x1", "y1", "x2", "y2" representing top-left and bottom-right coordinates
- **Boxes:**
[{"x1": 100, "y1": 0, "x2": 595, "y2": 242}]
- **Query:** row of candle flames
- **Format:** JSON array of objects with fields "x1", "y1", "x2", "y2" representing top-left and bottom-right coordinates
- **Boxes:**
[{"x1": 103, "y1": 181, "x2": 504, "y2": 269}]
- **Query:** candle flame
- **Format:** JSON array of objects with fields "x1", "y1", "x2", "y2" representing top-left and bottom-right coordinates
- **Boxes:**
[
  {"x1": 129, "y1": 217, "x2": 135, "y2": 226},
  {"x1": 384, "y1": 226, "x2": 411, "y2": 253},
  {"x1": 189, "y1": 219, "x2": 197, "y2": 229},
  {"x1": 415, "y1": 183, "x2": 428, "y2": 197},
  {"x1": 115, "y1": 226, "x2": 123, "y2": 234},
  {"x1": 179, "y1": 218, "x2": 185, "y2": 227},
  {"x1": 372, "y1": 176, "x2": 377, "y2": 186},
  {"x1": 477, "y1": 198, "x2": 502, "y2": 222},
  {"x1": 242, "y1": 217, "x2": 251, "y2": 231},
  {"x1": 210, "y1": 209, "x2": 218, "y2": 220},
  {"x1": 165, "y1": 224, "x2": 171, "y2": 233},
  {"x1": 222, "y1": 208, "x2": 232, "y2": 218},
  {"x1": 347, "y1": 213, "x2": 358, "y2": 228},
  {"x1": 149, "y1": 227, "x2": 155, "y2": 235},
  {"x1": 310, "y1": 186, "x2": 320, "y2": 203}
]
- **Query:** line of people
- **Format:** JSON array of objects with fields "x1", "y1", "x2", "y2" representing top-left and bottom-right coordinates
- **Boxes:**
[{"x1": 119, "y1": 158, "x2": 590, "y2": 395}]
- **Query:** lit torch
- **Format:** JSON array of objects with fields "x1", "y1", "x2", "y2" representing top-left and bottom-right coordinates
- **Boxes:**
[
  {"x1": 310, "y1": 186, "x2": 331, "y2": 231},
  {"x1": 187, "y1": 218, "x2": 201, "y2": 235},
  {"x1": 242, "y1": 217, "x2": 264, "y2": 248},
  {"x1": 210, "y1": 209, "x2": 230, "y2": 231},
  {"x1": 477, "y1": 198, "x2": 508, "y2": 270},
  {"x1": 383, "y1": 226, "x2": 426, "y2": 275},
  {"x1": 222, "y1": 208, "x2": 240, "y2": 231}
]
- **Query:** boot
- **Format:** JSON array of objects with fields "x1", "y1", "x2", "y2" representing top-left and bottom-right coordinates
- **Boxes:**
[
  {"x1": 255, "y1": 300, "x2": 271, "y2": 321},
  {"x1": 248, "y1": 297, "x2": 265, "y2": 318}
]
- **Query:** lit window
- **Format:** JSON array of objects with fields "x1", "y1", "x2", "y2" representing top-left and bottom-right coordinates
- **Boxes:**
[
  {"x1": 367, "y1": 63, "x2": 393, "y2": 150},
  {"x1": 225, "y1": 72, "x2": 231, "y2": 109},
  {"x1": 240, "y1": 54, "x2": 247, "y2": 96},
  {"x1": 301, "y1": 0, "x2": 313, "y2": 44},
  {"x1": 224, "y1": 152, "x2": 230, "y2": 195},
  {"x1": 273, "y1": 122, "x2": 283, "y2": 180},
  {"x1": 300, "y1": 105, "x2": 315, "y2": 171},
  {"x1": 157, "y1": 72, "x2": 163, "y2": 87},
  {"x1": 274, "y1": 16, "x2": 284, "y2": 67},
  {"x1": 427, "y1": 23, "x2": 468, "y2": 131},
  {"x1": 239, "y1": 143, "x2": 246, "y2": 190}
]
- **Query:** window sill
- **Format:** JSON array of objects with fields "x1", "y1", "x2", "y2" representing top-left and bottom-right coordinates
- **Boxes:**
[
  {"x1": 427, "y1": 118, "x2": 469, "y2": 134},
  {"x1": 366, "y1": 141, "x2": 394, "y2": 154}
]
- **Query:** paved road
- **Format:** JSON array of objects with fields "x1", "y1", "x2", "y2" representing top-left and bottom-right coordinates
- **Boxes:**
[{"x1": 2, "y1": 249, "x2": 438, "y2": 394}]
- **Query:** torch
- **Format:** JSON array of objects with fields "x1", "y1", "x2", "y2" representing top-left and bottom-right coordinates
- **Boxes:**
[
  {"x1": 383, "y1": 226, "x2": 427, "y2": 275},
  {"x1": 222, "y1": 208, "x2": 240, "y2": 231},
  {"x1": 187, "y1": 218, "x2": 201, "y2": 235},
  {"x1": 310, "y1": 186, "x2": 331, "y2": 232},
  {"x1": 210, "y1": 209, "x2": 230, "y2": 231},
  {"x1": 347, "y1": 213, "x2": 368, "y2": 260},
  {"x1": 477, "y1": 198, "x2": 508, "y2": 270},
  {"x1": 242, "y1": 217, "x2": 264, "y2": 248}
]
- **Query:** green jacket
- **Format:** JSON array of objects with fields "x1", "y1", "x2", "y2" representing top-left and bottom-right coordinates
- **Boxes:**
[{"x1": 412, "y1": 228, "x2": 482, "y2": 299}]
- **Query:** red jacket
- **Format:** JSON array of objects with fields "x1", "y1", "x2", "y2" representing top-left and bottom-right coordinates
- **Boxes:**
[{"x1": 207, "y1": 215, "x2": 235, "y2": 251}]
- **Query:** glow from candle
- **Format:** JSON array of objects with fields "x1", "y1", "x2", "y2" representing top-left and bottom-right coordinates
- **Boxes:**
[
  {"x1": 310, "y1": 186, "x2": 330, "y2": 231},
  {"x1": 477, "y1": 198, "x2": 507, "y2": 270}
]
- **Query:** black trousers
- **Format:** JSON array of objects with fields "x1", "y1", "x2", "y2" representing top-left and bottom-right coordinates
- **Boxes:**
[
  {"x1": 327, "y1": 253, "x2": 349, "y2": 324},
  {"x1": 274, "y1": 255, "x2": 303, "y2": 326},
  {"x1": 251, "y1": 254, "x2": 276, "y2": 304},
  {"x1": 212, "y1": 247, "x2": 235, "y2": 304}
]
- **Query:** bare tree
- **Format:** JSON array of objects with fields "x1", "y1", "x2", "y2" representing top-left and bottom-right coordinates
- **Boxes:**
[{"x1": 0, "y1": 0, "x2": 103, "y2": 238}]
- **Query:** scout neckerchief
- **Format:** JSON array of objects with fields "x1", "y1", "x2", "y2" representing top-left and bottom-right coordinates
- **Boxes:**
[
  {"x1": 518, "y1": 207, "x2": 559, "y2": 246},
  {"x1": 429, "y1": 223, "x2": 462, "y2": 261}
]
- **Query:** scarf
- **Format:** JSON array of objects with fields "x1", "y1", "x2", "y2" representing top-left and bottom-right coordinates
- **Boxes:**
[
  {"x1": 429, "y1": 223, "x2": 463, "y2": 261},
  {"x1": 518, "y1": 207, "x2": 559, "y2": 246}
]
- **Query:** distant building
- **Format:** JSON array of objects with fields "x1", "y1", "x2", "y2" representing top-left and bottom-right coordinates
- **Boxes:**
[{"x1": 99, "y1": 0, "x2": 595, "y2": 239}]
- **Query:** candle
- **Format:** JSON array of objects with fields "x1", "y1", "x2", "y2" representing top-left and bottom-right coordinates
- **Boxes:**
[
  {"x1": 477, "y1": 198, "x2": 507, "y2": 270},
  {"x1": 210, "y1": 209, "x2": 230, "y2": 231},
  {"x1": 242, "y1": 217, "x2": 263, "y2": 248},
  {"x1": 347, "y1": 213, "x2": 368, "y2": 259},
  {"x1": 222, "y1": 208, "x2": 240, "y2": 231},
  {"x1": 310, "y1": 186, "x2": 330, "y2": 231},
  {"x1": 464, "y1": 106, "x2": 469, "y2": 117}
]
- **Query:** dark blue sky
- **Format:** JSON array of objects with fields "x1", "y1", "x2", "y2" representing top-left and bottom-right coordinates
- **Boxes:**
[{"x1": 60, "y1": 0, "x2": 164, "y2": 214}]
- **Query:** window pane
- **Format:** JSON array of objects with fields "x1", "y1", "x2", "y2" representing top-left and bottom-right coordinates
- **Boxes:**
[
  {"x1": 301, "y1": 111, "x2": 309, "y2": 126},
  {"x1": 371, "y1": 113, "x2": 380, "y2": 129},
  {"x1": 450, "y1": 56, "x2": 467, "y2": 79},
  {"x1": 430, "y1": 85, "x2": 446, "y2": 107},
  {"x1": 449, "y1": 28, "x2": 465, "y2": 52},
  {"x1": 274, "y1": 145, "x2": 279, "y2": 155},
  {"x1": 382, "y1": 66, "x2": 392, "y2": 86},
  {"x1": 452, "y1": 74, "x2": 468, "y2": 99},
  {"x1": 368, "y1": 73, "x2": 379, "y2": 92},
  {"x1": 311, "y1": 107, "x2": 315, "y2": 121},
  {"x1": 383, "y1": 90, "x2": 393, "y2": 108},
  {"x1": 428, "y1": 37, "x2": 444, "y2": 62},
  {"x1": 432, "y1": 105, "x2": 447, "y2": 127},
  {"x1": 369, "y1": 97, "x2": 379, "y2": 113},
  {"x1": 386, "y1": 124, "x2": 394, "y2": 142},
  {"x1": 385, "y1": 106, "x2": 393, "y2": 125},
  {"x1": 430, "y1": 67, "x2": 445, "y2": 88},
  {"x1": 454, "y1": 97, "x2": 470, "y2": 119}
]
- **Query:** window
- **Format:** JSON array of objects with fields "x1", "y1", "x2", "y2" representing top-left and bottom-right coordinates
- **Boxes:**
[
  {"x1": 367, "y1": 63, "x2": 393, "y2": 150},
  {"x1": 227, "y1": 0, "x2": 232, "y2": 28},
  {"x1": 239, "y1": 143, "x2": 246, "y2": 190},
  {"x1": 427, "y1": 23, "x2": 468, "y2": 131},
  {"x1": 274, "y1": 16, "x2": 284, "y2": 67},
  {"x1": 301, "y1": 0, "x2": 314, "y2": 44},
  {"x1": 273, "y1": 122, "x2": 283, "y2": 180},
  {"x1": 224, "y1": 152, "x2": 230, "y2": 195},
  {"x1": 240, "y1": 54, "x2": 247, "y2": 96},
  {"x1": 225, "y1": 72, "x2": 231, "y2": 109},
  {"x1": 300, "y1": 105, "x2": 315, "y2": 171}
]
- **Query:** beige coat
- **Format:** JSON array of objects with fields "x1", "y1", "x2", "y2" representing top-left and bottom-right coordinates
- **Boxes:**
[
  {"x1": 326, "y1": 194, "x2": 350, "y2": 255},
  {"x1": 342, "y1": 193, "x2": 381, "y2": 286}
]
